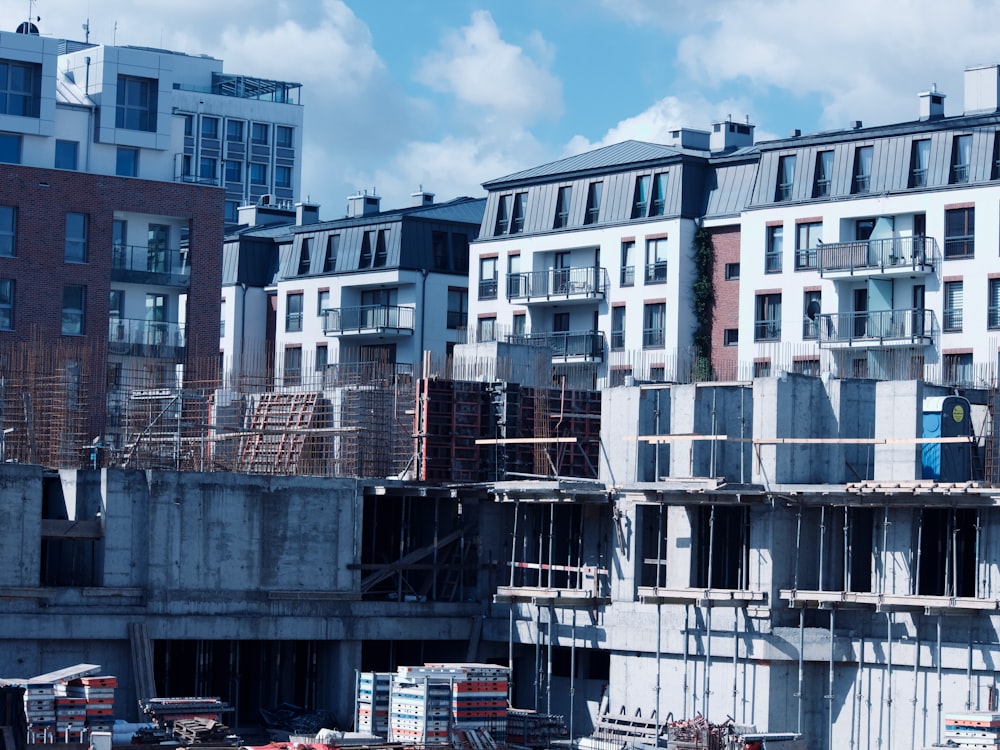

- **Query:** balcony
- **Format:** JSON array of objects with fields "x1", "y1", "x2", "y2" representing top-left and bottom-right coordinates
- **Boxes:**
[
  {"x1": 506, "y1": 266, "x2": 608, "y2": 304},
  {"x1": 111, "y1": 244, "x2": 190, "y2": 288},
  {"x1": 818, "y1": 236, "x2": 937, "y2": 279},
  {"x1": 506, "y1": 330, "x2": 605, "y2": 362},
  {"x1": 818, "y1": 309, "x2": 938, "y2": 348},
  {"x1": 108, "y1": 318, "x2": 186, "y2": 360},
  {"x1": 323, "y1": 305, "x2": 414, "y2": 337}
]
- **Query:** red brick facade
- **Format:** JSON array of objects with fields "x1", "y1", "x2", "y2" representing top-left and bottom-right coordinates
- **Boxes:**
[
  {"x1": 708, "y1": 224, "x2": 741, "y2": 380},
  {"x1": 0, "y1": 164, "x2": 224, "y2": 439}
]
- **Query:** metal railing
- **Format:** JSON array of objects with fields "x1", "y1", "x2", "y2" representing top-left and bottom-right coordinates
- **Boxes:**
[
  {"x1": 644, "y1": 261, "x2": 667, "y2": 284},
  {"x1": 324, "y1": 305, "x2": 414, "y2": 335},
  {"x1": 505, "y1": 266, "x2": 608, "y2": 301},
  {"x1": 108, "y1": 318, "x2": 186, "y2": 357},
  {"x1": 818, "y1": 308, "x2": 938, "y2": 346},
  {"x1": 112, "y1": 244, "x2": 190, "y2": 279},
  {"x1": 505, "y1": 330, "x2": 605, "y2": 360},
  {"x1": 818, "y1": 235, "x2": 937, "y2": 275}
]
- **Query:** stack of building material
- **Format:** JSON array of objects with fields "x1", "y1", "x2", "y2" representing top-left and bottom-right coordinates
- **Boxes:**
[
  {"x1": 23, "y1": 684, "x2": 55, "y2": 744},
  {"x1": 944, "y1": 712, "x2": 1000, "y2": 748},
  {"x1": 172, "y1": 717, "x2": 233, "y2": 745},
  {"x1": 53, "y1": 694, "x2": 87, "y2": 740},
  {"x1": 356, "y1": 672, "x2": 390, "y2": 736},
  {"x1": 61, "y1": 675, "x2": 117, "y2": 733},
  {"x1": 139, "y1": 697, "x2": 226, "y2": 727},
  {"x1": 388, "y1": 670, "x2": 452, "y2": 745},
  {"x1": 506, "y1": 708, "x2": 568, "y2": 749}
]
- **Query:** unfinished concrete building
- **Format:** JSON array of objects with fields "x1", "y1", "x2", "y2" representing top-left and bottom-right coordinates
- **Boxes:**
[{"x1": 2, "y1": 371, "x2": 1000, "y2": 750}]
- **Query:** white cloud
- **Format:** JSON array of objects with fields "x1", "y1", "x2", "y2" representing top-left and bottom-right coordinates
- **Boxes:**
[{"x1": 415, "y1": 10, "x2": 562, "y2": 127}]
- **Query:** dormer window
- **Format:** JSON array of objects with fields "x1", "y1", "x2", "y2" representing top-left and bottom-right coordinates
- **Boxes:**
[
  {"x1": 553, "y1": 186, "x2": 571, "y2": 228},
  {"x1": 951, "y1": 134, "x2": 971, "y2": 184},
  {"x1": 775, "y1": 155, "x2": 795, "y2": 201},
  {"x1": 584, "y1": 181, "x2": 602, "y2": 225},
  {"x1": 632, "y1": 176, "x2": 650, "y2": 218},
  {"x1": 852, "y1": 146, "x2": 872, "y2": 194},
  {"x1": 910, "y1": 140, "x2": 930, "y2": 187},
  {"x1": 813, "y1": 151, "x2": 833, "y2": 198}
]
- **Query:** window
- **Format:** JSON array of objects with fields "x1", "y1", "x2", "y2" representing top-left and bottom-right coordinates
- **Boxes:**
[
  {"x1": 776, "y1": 154, "x2": 795, "y2": 201},
  {"x1": 453, "y1": 234, "x2": 469, "y2": 274},
  {"x1": 910, "y1": 139, "x2": 930, "y2": 187},
  {"x1": 725, "y1": 262, "x2": 740, "y2": 280},
  {"x1": 765, "y1": 225, "x2": 783, "y2": 273},
  {"x1": 620, "y1": 241, "x2": 635, "y2": 286},
  {"x1": 793, "y1": 358, "x2": 820, "y2": 376},
  {"x1": 316, "y1": 343, "x2": 328, "y2": 372},
  {"x1": 275, "y1": 165, "x2": 291, "y2": 189},
  {"x1": 284, "y1": 347, "x2": 302, "y2": 386},
  {"x1": 753, "y1": 360, "x2": 772, "y2": 378},
  {"x1": 632, "y1": 175, "x2": 650, "y2": 218},
  {"x1": 182, "y1": 114, "x2": 193, "y2": 136},
  {"x1": 199, "y1": 157, "x2": 217, "y2": 181},
  {"x1": 512, "y1": 312, "x2": 526, "y2": 336},
  {"x1": 182, "y1": 154, "x2": 193, "y2": 178},
  {"x1": 62, "y1": 285, "x2": 85, "y2": 335},
  {"x1": 479, "y1": 257, "x2": 498, "y2": 299},
  {"x1": 802, "y1": 290, "x2": 821, "y2": 339},
  {"x1": 116, "y1": 75, "x2": 157, "y2": 132},
  {"x1": 553, "y1": 186, "x2": 571, "y2": 228},
  {"x1": 852, "y1": 146, "x2": 872, "y2": 194},
  {"x1": 645, "y1": 238, "x2": 667, "y2": 283},
  {"x1": 249, "y1": 162, "x2": 267, "y2": 185},
  {"x1": 990, "y1": 279, "x2": 1000, "y2": 329},
  {"x1": 813, "y1": 150, "x2": 833, "y2": 197},
  {"x1": 943, "y1": 281, "x2": 963, "y2": 332},
  {"x1": 611, "y1": 306, "x2": 625, "y2": 350},
  {"x1": 432, "y1": 231, "x2": 449, "y2": 270},
  {"x1": 993, "y1": 135, "x2": 1000, "y2": 180},
  {"x1": 276, "y1": 126, "x2": 293, "y2": 148},
  {"x1": 297, "y1": 238, "x2": 312, "y2": 275},
  {"x1": 754, "y1": 293, "x2": 782, "y2": 341},
  {"x1": 0, "y1": 133, "x2": 21, "y2": 164},
  {"x1": 642, "y1": 302, "x2": 666, "y2": 349},
  {"x1": 506, "y1": 254, "x2": 522, "y2": 298},
  {"x1": 323, "y1": 235, "x2": 339, "y2": 272},
  {"x1": 201, "y1": 115, "x2": 219, "y2": 140},
  {"x1": 116, "y1": 147, "x2": 138, "y2": 177},
  {"x1": 65, "y1": 213, "x2": 87, "y2": 262},
  {"x1": 447, "y1": 288, "x2": 468, "y2": 329},
  {"x1": 286, "y1": 292, "x2": 303, "y2": 332},
  {"x1": 944, "y1": 207, "x2": 975, "y2": 258},
  {"x1": 510, "y1": 192, "x2": 527, "y2": 233},
  {"x1": 226, "y1": 119, "x2": 244, "y2": 142},
  {"x1": 494, "y1": 195, "x2": 510, "y2": 235},
  {"x1": 317, "y1": 289, "x2": 329, "y2": 317},
  {"x1": 0, "y1": 205, "x2": 15, "y2": 257},
  {"x1": 943, "y1": 353, "x2": 973, "y2": 386},
  {"x1": 951, "y1": 135, "x2": 972, "y2": 184},
  {"x1": 224, "y1": 160, "x2": 242, "y2": 183},
  {"x1": 724, "y1": 328, "x2": 738, "y2": 346},
  {"x1": 373, "y1": 230, "x2": 388, "y2": 267},
  {"x1": 109, "y1": 289, "x2": 124, "y2": 319},
  {"x1": 0, "y1": 60, "x2": 41, "y2": 117},
  {"x1": 0, "y1": 278, "x2": 12, "y2": 329},
  {"x1": 554, "y1": 311, "x2": 572, "y2": 334},
  {"x1": 147, "y1": 224, "x2": 169, "y2": 272},
  {"x1": 359, "y1": 233, "x2": 372, "y2": 267},
  {"x1": 55, "y1": 140, "x2": 78, "y2": 170},
  {"x1": 477, "y1": 316, "x2": 497, "y2": 343},
  {"x1": 251, "y1": 122, "x2": 270, "y2": 145},
  {"x1": 795, "y1": 222, "x2": 821, "y2": 270},
  {"x1": 584, "y1": 181, "x2": 602, "y2": 224},
  {"x1": 650, "y1": 173, "x2": 667, "y2": 216}
]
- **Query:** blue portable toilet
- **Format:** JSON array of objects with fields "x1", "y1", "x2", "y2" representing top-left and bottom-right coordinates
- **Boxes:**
[{"x1": 922, "y1": 395, "x2": 972, "y2": 481}]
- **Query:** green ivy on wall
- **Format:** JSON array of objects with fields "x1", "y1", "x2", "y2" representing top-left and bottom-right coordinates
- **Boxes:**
[{"x1": 691, "y1": 225, "x2": 714, "y2": 381}]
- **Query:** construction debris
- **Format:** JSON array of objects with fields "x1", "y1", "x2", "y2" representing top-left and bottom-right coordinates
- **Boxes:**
[{"x1": 172, "y1": 717, "x2": 239, "y2": 746}]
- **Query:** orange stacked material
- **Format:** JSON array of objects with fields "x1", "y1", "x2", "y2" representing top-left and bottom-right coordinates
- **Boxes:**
[
  {"x1": 944, "y1": 712, "x2": 1000, "y2": 748},
  {"x1": 63, "y1": 675, "x2": 117, "y2": 732},
  {"x1": 356, "y1": 672, "x2": 390, "y2": 736}
]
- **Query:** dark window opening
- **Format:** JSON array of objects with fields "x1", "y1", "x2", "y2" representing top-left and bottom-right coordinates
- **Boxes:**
[{"x1": 692, "y1": 505, "x2": 749, "y2": 589}]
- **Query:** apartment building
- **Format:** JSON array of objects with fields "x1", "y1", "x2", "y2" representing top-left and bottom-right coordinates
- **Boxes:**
[
  {"x1": 469, "y1": 127, "x2": 753, "y2": 389},
  {"x1": 221, "y1": 191, "x2": 485, "y2": 388},
  {"x1": 0, "y1": 25, "x2": 306, "y2": 459}
]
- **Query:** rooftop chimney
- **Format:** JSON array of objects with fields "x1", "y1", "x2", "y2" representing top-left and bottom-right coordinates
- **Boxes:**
[
  {"x1": 667, "y1": 127, "x2": 711, "y2": 151},
  {"x1": 964, "y1": 64, "x2": 1000, "y2": 114},
  {"x1": 919, "y1": 83, "x2": 946, "y2": 121},
  {"x1": 295, "y1": 201, "x2": 320, "y2": 226},
  {"x1": 851, "y1": 120, "x2": 863, "y2": 129},
  {"x1": 346, "y1": 190, "x2": 381, "y2": 218},
  {"x1": 709, "y1": 115, "x2": 755, "y2": 152},
  {"x1": 411, "y1": 189, "x2": 435, "y2": 207}
]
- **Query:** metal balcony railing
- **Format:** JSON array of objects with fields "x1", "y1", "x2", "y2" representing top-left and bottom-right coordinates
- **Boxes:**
[
  {"x1": 323, "y1": 305, "x2": 414, "y2": 335},
  {"x1": 506, "y1": 266, "x2": 608, "y2": 301},
  {"x1": 817, "y1": 235, "x2": 937, "y2": 275},
  {"x1": 506, "y1": 330, "x2": 605, "y2": 360},
  {"x1": 112, "y1": 244, "x2": 190, "y2": 283},
  {"x1": 108, "y1": 318, "x2": 186, "y2": 358},
  {"x1": 818, "y1": 309, "x2": 938, "y2": 347}
]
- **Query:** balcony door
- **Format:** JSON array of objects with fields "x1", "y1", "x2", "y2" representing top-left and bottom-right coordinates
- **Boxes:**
[
  {"x1": 148, "y1": 224, "x2": 169, "y2": 273},
  {"x1": 553, "y1": 252, "x2": 570, "y2": 294},
  {"x1": 146, "y1": 293, "x2": 166, "y2": 346}
]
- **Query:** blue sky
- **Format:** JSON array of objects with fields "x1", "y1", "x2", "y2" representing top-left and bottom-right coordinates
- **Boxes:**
[{"x1": 6, "y1": 0, "x2": 1000, "y2": 217}]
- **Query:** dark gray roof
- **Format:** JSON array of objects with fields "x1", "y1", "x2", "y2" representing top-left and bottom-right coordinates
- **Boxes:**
[{"x1": 483, "y1": 140, "x2": 687, "y2": 188}]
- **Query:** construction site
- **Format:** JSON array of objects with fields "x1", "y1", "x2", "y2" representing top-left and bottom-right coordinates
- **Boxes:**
[{"x1": 4, "y1": 340, "x2": 1000, "y2": 750}]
